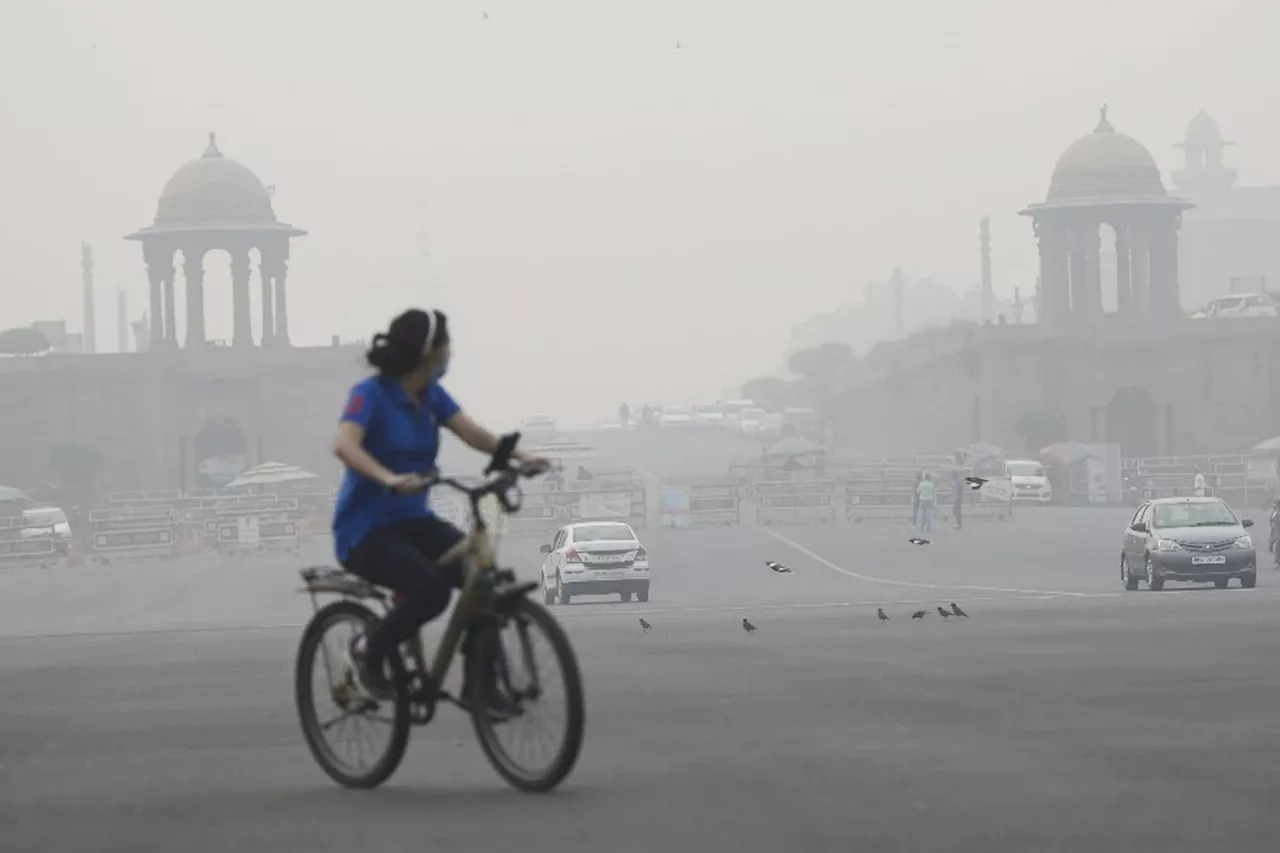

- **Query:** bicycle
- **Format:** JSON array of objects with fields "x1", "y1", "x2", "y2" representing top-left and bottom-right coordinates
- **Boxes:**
[{"x1": 294, "y1": 433, "x2": 586, "y2": 792}]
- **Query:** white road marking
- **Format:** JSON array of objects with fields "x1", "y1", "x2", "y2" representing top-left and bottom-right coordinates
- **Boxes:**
[{"x1": 764, "y1": 529, "x2": 1122, "y2": 600}]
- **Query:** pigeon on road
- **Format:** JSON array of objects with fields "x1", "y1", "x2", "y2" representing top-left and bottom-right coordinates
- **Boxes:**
[
  {"x1": 964, "y1": 476, "x2": 988, "y2": 491},
  {"x1": 936, "y1": 607, "x2": 952, "y2": 620},
  {"x1": 908, "y1": 537, "x2": 931, "y2": 546},
  {"x1": 766, "y1": 561, "x2": 793, "y2": 573},
  {"x1": 911, "y1": 610, "x2": 928, "y2": 620},
  {"x1": 877, "y1": 608, "x2": 889, "y2": 624},
  {"x1": 742, "y1": 618, "x2": 757, "y2": 634},
  {"x1": 639, "y1": 618, "x2": 652, "y2": 633},
  {"x1": 950, "y1": 602, "x2": 969, "y2": 618}
]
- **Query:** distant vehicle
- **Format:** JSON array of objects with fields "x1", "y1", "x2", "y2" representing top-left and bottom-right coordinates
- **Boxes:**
[
  {"x1": 738, "y1": 407, "x2": 768, "y2": 435},
  {"x1": 21, "y1": 505, "x2": 71, "y2": 554},
  {"x1": 658, "y1": 405, "x2": 693, "y2": 427},
  {"x1": 693, "y1": 403, "x2": 726, "y2": 427},
  {"x1": 759, "y1": 413, "x2": 784, "y2": 440},
  {"x1": 782, "y1": 407, "x2": 820, "y2": 438},
  {"x1": 1190, "y1": 293, "x2": 1278, "y2": 319},
  {"x1": 540, "y1": 521, "x2": 649, "y2": 604},
  {"x1": 1003, "y1": 459, "x2": 1052, "y2": 504},
  {"x1": 1121, "y1": 496, "x2": 1257, "y2": 591},
  {"x1": 722, "y1": 399, "x2": 756, "y2": 430},
  {"x1": 519, "y1": 413, "x2": 558, "y2": 443}
]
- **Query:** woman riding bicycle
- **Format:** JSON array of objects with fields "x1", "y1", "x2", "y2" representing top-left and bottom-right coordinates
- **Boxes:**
[{"x1": 332, "y1": 308, "x2": 548, "y2": 698}]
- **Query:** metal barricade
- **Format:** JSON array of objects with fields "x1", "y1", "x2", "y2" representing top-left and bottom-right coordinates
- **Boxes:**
[
  {"x1": 0, "y1": 515, "x2": 59, "y2": 568},
  {"x1": 214, "y1": 500, "x2": 300, "y2": 555},
  {"x1": 658, "y1": 479, "x2": 740, "y2": 527},
  {"x1": 89, "y1": 507, "x2": 177, "y2": 562},
  {"x1": 755, "y1": 480, "x2": 838, "y2": 526}
]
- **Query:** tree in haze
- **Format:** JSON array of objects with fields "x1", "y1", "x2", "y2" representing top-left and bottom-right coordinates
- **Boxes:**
[
  {"x1": 49, "y1": 441, "x2": 104, "y2": 488},
  {"x1": 740, "y1": 376, "x2": 790, "y2": 413},
  {"x1": 1014, "y1": 409, "x2": 1067, "y2": 454},
  {"x1": 0, "y1": 327, "x2": 51, "y2": 356},
  {"x1": 786, "y1": 342, "x2": 857, "y2": 428}
]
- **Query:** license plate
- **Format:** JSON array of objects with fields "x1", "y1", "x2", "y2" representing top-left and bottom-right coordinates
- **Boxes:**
[
  {"x1": 1191, "y1": 555, "x2": 1227, "y2": 565},
  {"x1": 593, "y1": 570, "x2": 625, "y2": 578},
  {"x1": 588, "y1": 553, "x2": 629, "y2": 563}
]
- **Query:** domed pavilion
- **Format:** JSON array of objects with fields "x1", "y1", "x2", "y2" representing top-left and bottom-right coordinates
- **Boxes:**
[
  {"x1": 125, "y1": 133, "x2": 307, "y2": 350},
  {"x1": 1019, "y1": 106, "x2": 1193, "y2": 328}
]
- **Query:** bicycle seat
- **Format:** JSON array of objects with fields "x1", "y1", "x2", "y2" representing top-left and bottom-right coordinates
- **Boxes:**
[{"x1": 298, "y1": 566, "x2": 388, "y2": 601}]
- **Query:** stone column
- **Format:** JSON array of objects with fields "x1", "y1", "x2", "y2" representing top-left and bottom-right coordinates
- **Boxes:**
[
  {"x1": 229, "y1": 246, "x2": 253, "y2": 348},
  {"x1": 1114, "y1": 222, "x2": 1132, "y2": 316},
  {"x1": 259, "y1": 254, "x2": 275, "y2": 348},
  {"x1": 1068, "y1": 222, "x2": 1088, "y2": 323},
  {"x1": 144, "y1": 244, "x2": 166, "y2": 351},
  {"x1": 274, "y1": 257, "x2": 290, "y2": 346},
  {"x1": 1153, "y1": 213, "x2": 1184, "y2": 321},
  {"x1": 162, "y1": 273, "x2": 178, "y2": 348},
  {"x1": 182, "y1": 248, "x2": 206, "y2": 348},
  {"x1": 1083, "y1": 221, "x2": 1103, "y2": 321},
  {"x1": 1129, "y1": 220, "x2": 1150, "y2": 318}
]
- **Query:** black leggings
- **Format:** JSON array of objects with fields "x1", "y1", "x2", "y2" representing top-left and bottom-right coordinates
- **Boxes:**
[{"x1": 344, "y1": 515, "x2": 465, "y2": 667}]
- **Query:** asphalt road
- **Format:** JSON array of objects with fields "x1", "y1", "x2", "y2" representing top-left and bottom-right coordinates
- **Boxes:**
[{"x1": 4, "y1": 509, "x2": 1280, "y2": 852}]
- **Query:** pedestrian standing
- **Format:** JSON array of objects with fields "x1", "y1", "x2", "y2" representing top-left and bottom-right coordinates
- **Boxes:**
[
  {"x1": 917, "y1": 473, "x2": 937, "y2": 533},
  {"x1": 911, "y1": 469, "x2": 923, "y2": 527},
  {"x1": 952, "y1": 468, "x2": 964, "y2": 529},
  {"x1": 1193, "y1": 467, "x2": 1206, "y2": 498}
]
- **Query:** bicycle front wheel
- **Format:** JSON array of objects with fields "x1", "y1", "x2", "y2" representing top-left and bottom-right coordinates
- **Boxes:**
[{"x1": 467, "y1": 598, "x2": 585, "y2": 793}]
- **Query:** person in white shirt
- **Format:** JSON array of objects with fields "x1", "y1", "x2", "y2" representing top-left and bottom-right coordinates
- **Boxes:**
[
  {"x1": 916, "y1": 473, "x2": 938, "y2": 532},
  {"x1": 1193, "y1": 468, "x2": 1207, "y2": 498}
]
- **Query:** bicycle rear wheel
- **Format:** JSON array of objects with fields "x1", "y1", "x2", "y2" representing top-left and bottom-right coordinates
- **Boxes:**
[
  {"x1": 295, "y1": 600, "x2": 411, "y2": 789},
  {"x1": 467, "y1": 598, "x2": 585, "y2": 793}
]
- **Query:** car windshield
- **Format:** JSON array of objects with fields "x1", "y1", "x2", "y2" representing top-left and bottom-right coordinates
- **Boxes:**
[
  {"x1": 24, "y1": 508, "x2": 67, "y2": 526},
  {"x1": 1152, "y1": 501, "x2": 1238, "y2": 528},
  {"x1": 1007, "y1": 462, "x2": 1045, "y2": 477},
  {"x1": 1245, "y1": 295, "x2": 1270, "y2": 308},
  {"x1": 1218, "y1": 297, "x2": 1242, "y2": 310},
  {"x1": 572, "y1": 524, "x2": 635, "y2": 543}
]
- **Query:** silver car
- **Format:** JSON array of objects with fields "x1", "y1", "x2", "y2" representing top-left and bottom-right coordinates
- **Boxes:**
[{"x1": 1121, "y1": 497, "x2": 1257, "y2": 591}]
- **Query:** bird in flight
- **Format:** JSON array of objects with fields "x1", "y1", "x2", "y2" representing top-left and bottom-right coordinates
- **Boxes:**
[
  {"x1": 950, "y1": 602, "x2": 969, "y2": 618},
  {"x1": 908, "y1": 537, "x2": 931, "y2": 546},
  {"x1": 766, "y1": 560, "x2": 793, "y2": 573},
  {"x1": 877, "y1": 608, "x2": 889, "y2": 624},
  {"x1": 639, "y1": 618, "x2": 652, "y2": 633},
  {"x1": 742, "y1": 618, "x2": 757, "y2": 634},
  {"x1": 911, "y1": 609, "x2": 928, "y2": 620},
  {"x1": 964, "y1": 476, "x2": 988, "y2": 491},
  {"x1": 936, "y1": 607, "x2": 952, "y2": 620}
]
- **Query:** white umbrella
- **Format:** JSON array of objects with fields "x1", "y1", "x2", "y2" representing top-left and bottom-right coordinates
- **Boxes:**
[
  {"x1": 226, "y1": 461, "x2": 317, "y2": 489},
  {"x1": 1253, "y1": 436, "x2": 1280, "y2": 454},
  {"x1": 1040, "y1": 440, "x2": 1098, "y2": 465}
]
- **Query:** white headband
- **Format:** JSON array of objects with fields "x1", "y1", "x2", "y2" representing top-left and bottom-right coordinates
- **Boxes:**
[{"x1": 422, "y1": 309, "x2": 439, "y2": 355}]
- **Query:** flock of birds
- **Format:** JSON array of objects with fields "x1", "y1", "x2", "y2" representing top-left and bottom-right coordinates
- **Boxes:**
[{"x1": 635, "y1": 558, "x2": 973, "y2": 634}]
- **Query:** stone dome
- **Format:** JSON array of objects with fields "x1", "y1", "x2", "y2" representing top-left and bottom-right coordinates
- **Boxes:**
[
  {"x1": 1183, "y1": 109, "x2": 1222, "y2": 146},
  {"x1": 1045, "y1": 107, "x2": 1167, "y2": 203},
  {"x1": 152, "y1": 133, "x2": 278, "y2": 228}
]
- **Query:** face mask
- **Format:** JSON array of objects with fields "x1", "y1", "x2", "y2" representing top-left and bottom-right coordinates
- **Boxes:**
[{"x1": 430, "y1": 355, "x2": 450, "y2": 383}]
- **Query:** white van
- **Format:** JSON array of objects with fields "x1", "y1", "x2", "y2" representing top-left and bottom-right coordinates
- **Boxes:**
[{"x1": 1003, "y1": 459, "x2": 1052, "y2": 503}]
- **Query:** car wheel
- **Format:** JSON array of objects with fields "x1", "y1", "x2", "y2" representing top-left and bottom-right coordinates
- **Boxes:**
[
  {"x1": 1145, "y1": 557, "x2": 1165, "y2": 591},
  {"x1": 1240, "y1": 572, "x2": 1257, "y2": 589},
  {"x1": 544, "y1": 583, "x2": 555, "y2": 605},
  {"x1": 557, "y1": 574, "x2": 571, "y2": 605},
  {"x1": 620, "y1": 591, "x2": 632, "y2": 603},
  {"x1": 1121, "y1": 556, "x2": 1140, "y2": 591},
  {"x1": 1214, "y1": 577, "x2": 1230, "y2": 589},
  {"x1": 637, "y1": 583, "x2": 650, "y2": 603}
]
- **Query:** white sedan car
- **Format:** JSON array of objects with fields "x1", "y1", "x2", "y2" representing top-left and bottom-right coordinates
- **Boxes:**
[{"x1": 540, "y1": 521, "x2": 650, "y2": 605}]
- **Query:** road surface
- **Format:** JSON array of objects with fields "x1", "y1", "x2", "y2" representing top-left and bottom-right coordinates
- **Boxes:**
[{"x1": 4, "y1": 508, "x2": 1280, "y2": 852}]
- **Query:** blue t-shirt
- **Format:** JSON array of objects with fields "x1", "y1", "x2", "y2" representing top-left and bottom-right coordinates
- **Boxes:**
[{"x1": 331, "y1": 376, "x2": 461, "y2": 562}]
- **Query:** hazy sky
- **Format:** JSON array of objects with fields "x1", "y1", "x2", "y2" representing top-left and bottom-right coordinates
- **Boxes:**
[{"x1": 2, "y1": 0, "x2": 1277, "y2": 425}]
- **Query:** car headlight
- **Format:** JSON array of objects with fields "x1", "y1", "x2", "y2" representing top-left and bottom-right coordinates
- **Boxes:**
[
  {"x1": 1155, "y1": 539, "x2": 1183, "y2": 552},
  {"x1": 1234, "y1": 535, "x2": 1253, "y2": 549}
]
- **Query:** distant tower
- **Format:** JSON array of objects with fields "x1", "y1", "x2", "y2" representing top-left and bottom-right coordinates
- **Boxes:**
[
  {"x1": 979, "y1": 217, "x2": 993, "y2": 324},
  {"x1": 1172, "y1": 110, "x2": 1237, "y2": 197},
  {"x1": 892, "y1": 266, "x2": 905, "y2": 338},
  {"x1": 117, "y1": 290, "x2": 128, "y2": 352},
  {"x1": 81, "y1": 243, "x2": 96, "y2": 353}
]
